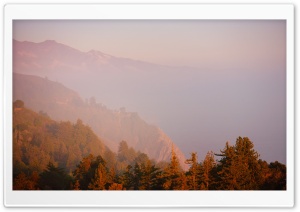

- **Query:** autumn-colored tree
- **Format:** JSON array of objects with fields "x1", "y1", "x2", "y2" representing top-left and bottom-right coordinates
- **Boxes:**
[
  {"x1": 72, "y1": 154, "x2": 94, "y2": 189},
  {"x1": 262, "y1": 161, "x2": 286, "y2": 190},
  {"x1": 73, "y1": 154, "x2": 109, "y2": 190},
  {"x1": 108, "y1": 183, "x2": 124, "y2": 190},
  {"x1": 13, "y1": 104, "x2": 287, "y2": 191},
  {"x1": 88, "y1": 163, "x2": 108, "y2": 190},
  {"x1": 255, "y1": 159, "x2": 271, "y2": 188},
  {"x1": 13, "y1": 171, "x2": 39, "y2": 190},
  {"x1": 13, "y1": 105, "x2": 107, "y2": 180},
  {"x1": 13, "y1": 100, "x2": 24, "y2": 108},
  {"x1": 216, "y1": 137, "x2": 261, "y2": 190},
  {"x1": 13, "y1": 172, "x2": 29, "y2": 190},
  {"x1": 163, "y1": 146, "x2": 186, "y2": 190},
  {"x1": 199, "y1": 151, "x2": 216, "y2": 190},
  {"x1": 185, "y1": 152, "x2": 200, "y2": 190}
]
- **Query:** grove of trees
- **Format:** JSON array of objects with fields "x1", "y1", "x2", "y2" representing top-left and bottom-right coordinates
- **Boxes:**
[{"x1": 13, "y1": 101, "x2": 286, "y2": 190}]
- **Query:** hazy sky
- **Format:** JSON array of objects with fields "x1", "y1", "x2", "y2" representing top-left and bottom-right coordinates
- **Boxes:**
[
  {"x1": 13, "y1": 20, "x2": 286, "y2": 163},
  {"x1": 13, "y1": 20, "x2": 285, "y2": 69}
]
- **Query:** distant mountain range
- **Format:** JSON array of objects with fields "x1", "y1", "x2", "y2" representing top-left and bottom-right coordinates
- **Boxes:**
[
  {"x1": 13, "y1": 39, "x2": 205, "y2": 125},
  {"x1": 13, "y1": 39, "x2": 189, "y2": 101},
  {"x1": 13, "y1": 39, "x2": 198, "y2": 170}
]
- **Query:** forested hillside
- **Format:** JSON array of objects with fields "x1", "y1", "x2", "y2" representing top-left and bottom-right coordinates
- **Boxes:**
[
  {"x1": 13, "y1": 73, "x2": 188, "y2": 169},
  {"x1": 13, "y1": 100, "x2": 286, "y2": 190},
  {"x1": 13, "y1": 100, "x2": 107, "y2": 175}
]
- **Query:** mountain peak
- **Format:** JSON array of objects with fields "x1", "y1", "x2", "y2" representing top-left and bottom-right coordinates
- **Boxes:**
[
  {"x1": 87, "y1": 49, "x2": 112, "y2": 60},
  {"x1": 43, "y1": 40, "x2": 57, "y2": 44}
]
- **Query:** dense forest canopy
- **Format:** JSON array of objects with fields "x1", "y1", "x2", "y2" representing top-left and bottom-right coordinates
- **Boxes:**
[{"x1": 13, "y1": 100, "x2": 286, "y2": 190}]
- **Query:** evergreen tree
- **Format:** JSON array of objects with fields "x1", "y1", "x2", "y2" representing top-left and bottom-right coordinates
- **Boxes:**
[
  {"x1": 118, "y1": 165, "x2": 134, "y2": 190},
  {"x1": 185, "y1": 152, "x2": 200, "y2": 190},
  {"x1": 137, "y1": 160, "x2": 163, "y2": 190},
  {"x1": 262, "y1": 161, "x2": 286, "y2": 190},
  {"x1": 163, "y1": 145, "x2": 186, "y2": 190},
  {"x1": 199, "y1": 151, "x2": 216, "y2": 190},
  {"x1": 216, "y1": 137, "x2": 260, "y2": 190},
  {"x1": 38, "y1": 162, "x2": 72, "y2": 190},
  {"x1": 73, "y1": 154, "x2": 94, "y2": 190},
  {"x1": 88, "y1": 163, "x2": 108, "y2": 190}
]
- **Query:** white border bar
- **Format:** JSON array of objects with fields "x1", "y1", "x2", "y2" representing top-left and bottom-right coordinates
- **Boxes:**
[{"x1": 5, "y1": 4, "x2": 293, "y2": 20}]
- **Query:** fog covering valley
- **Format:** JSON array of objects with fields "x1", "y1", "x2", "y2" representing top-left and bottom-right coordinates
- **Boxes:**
[
  {"x1": 13, "y1": 72, "x2": 188, "y2": 170},
  {"x1": 13, "y1": 39, "x2": 286, "y2": 164}
]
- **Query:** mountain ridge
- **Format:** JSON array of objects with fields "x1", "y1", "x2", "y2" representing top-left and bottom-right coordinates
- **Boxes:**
[
  {"x1": 13, "y1": 39, "x2": 202, "y2": 74},
  {"x1": 13, "y1": 73, "x2": 189, "y2": 170}
]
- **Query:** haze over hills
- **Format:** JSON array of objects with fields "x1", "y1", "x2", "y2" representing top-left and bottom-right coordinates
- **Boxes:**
[
  {"x1": 13, "y1": 39, "x2": 287, "y2": 164},
  {"x1": 13, "y1": 73, "x2": 188, "y2": 170},
  {"x1": 13, "y1": 39, "x2": 202, "y2": 163},
  {"x1": 13, "y1": 39, "x2": 218, "y2": 163},
  {"x1": 13, "y1": 39, "x2": 205, "y2": 121}
]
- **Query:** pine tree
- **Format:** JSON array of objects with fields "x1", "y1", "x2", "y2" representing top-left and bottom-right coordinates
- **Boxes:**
[
  {"x1": 199, "y1": 151, "x2": 216, "y2": 190},
  {"x1": 262, "y1": 161, "x2": 286, "y2": 190},
  {"x1": 185, "y1": 152, "x2": 199, "y2": 190},
  {"x1": 88, "y1": 163, "x2": 108, "y2": 190},
  {"x1": 163, "y1": 145, "x2": 185, "y2": 190},
  {"x1": 138, "y1": 160, "x2": 163, "y2": 190},
  {"x1": 118, "y1": 165, "x2": 134, "y2": 190},
  {"x1": 73, "y1": 154, "x2": 94, "y2": 190},
  {"x1": 216, "y1": 137, "x2": 260, "y2": 190},
  {"x1": 38, "y1": 162, "x2": 72, "y2": 190}
]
